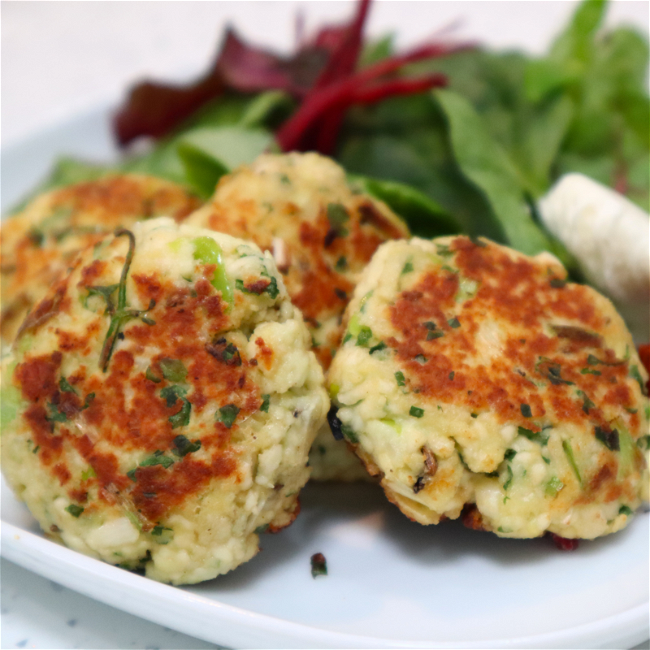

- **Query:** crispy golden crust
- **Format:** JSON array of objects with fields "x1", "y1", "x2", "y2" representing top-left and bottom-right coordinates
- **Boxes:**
[
  {"x1": 1, "y1": 175, "x2": 200, "y2": 346},
  {"x1": 187, "y1": 153, "x2": 409, "y2": 370},
  {"x1": 329, "y1": 236, "x2": 649, "y2": 538}
]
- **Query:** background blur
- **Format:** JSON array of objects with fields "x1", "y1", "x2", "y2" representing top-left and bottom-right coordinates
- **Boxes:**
[{"x1": 2, "y1": 1, "x2": 648, "y2": 147}]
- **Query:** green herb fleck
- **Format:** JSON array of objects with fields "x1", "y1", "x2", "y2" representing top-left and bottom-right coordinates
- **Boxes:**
[
  {"x1": 59, "y1": 377, "x2": 77, "y2": 394},
  {"x1": 448, "y1": 371, "x2": 455, "y2": 381},
  {"x1": 410, "y1": 406, "x2": 424, "y2": 418},
  {"x1": 65, "y1": 504, "x2": 84, "y2": 518},
  {"x1": 414, "y1": 354, "x2": 427, "y2": 364},
  {"x1": 260, "y1": 394, "x2": 271, "y2": 413},
  {"x1": 127, "y1": 469, "x2": 138, "y2": 482},
  {"x1": 218, "y1": 404, "x2": 240, "y2": 429},
  {"x1": 356, "y1": 326, "x2": 373, "y2": 347},
  {"x1": 172, "y1": 434, "x2": 201, "y2": 457},
  {"x1": 545, "y1": 476, "x2": 564, "y2": 497},
  {"x1": 140, "y1": 452, "x2": 175, "y2": 469},
  {"x1": 335, "y1": 256, "x2": 348, "y2": 272},
  {"x1": 503, "y1": 465, "x2": 514, "y2": 491},
  {"x1": 81, "y1": 467, "x2": 96, "y2": 481},
  {"x1": 160, "y1": 385, "x2": 187, "y2": 407},
  {"x1": 327, "y1": 203, "x2": 350, "y2": 230},
  {"x1": 151, "y1": 525, "x2": 172, "y2": 536},
  {"x1": 401, "y1": 261, "x2": 414, "y2": 275},
  {"x1": 193, "y1": 237, "x2": 233, "y2": 306},
  {"x1": 562, "y1": 440, "x2": 582, "y2": 487},
  {"x1": 447, "y1": 317, "x2": 460, "y2": 328},
  {"x1": 580, "y1": 368, "x2": 601, "y2": 376},
  {"x1": 310, "y1": 552, "x2": 327, "y2": 578},
  {"x1": 518, "y1": 426, "x2": 550, "y2": 445},
  {"x1": 549, "y1": 278, "x2": 567, "y2": 288},
  {"x1": 629, "y1": 365, "x2": 648, "y2": 396},
  {"x1": 45, "y1": 402, "x2": 68, "y2": 423},
  {"x1": 369, "y1": 341, "x2": 387, "y2": 355},
  {"x1": 594, "y1": 426, "x2": 620, "y2": 451},
  {"x1": 619, "y1": 505, "x2": 633, "y2": 516},
  {"x1": 576, "y1": 390, "x2": 595, "y2": 414},
  {"x1": 637, "y1": 435, "x2": 650, "y2": 451},
  {"x1": 341, "y1": 424, "x2": 358, "y2": 443},
  {"x1": 159, "y1": 358, "x2": 187, "y2": 383},
  {"x1": 520, "y1": 403, "x2": 532, "y2": 418},
  {"x1": 504, "y1": 449, "x2": 517, "y2": 461},
  {"x1": 395, "y1": 371, "x2": 406, "y2": 387}
]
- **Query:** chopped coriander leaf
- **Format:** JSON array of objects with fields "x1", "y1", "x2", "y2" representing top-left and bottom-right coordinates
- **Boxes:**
[
  {"x1": 140, "y1": 453, "x2": 174, "y2": 469},
  {"x1": 518, "y1": 426, "x2": 550, "y2": 445},
  {"x1": 159, "y1": 358, "x2": 187, "y2": 383},
  {"x1": 594, "y1": 426, "x2": 620, "y2": 451},
  {"x1": 32, "y1": 446, "x2": 40, "y2": 454},
  {"x1": 427, "y1": 330, "x2": 444, "y2": 340},
  {"x1": 369, "y1": 341, "x2": 387, "y2": 355},
  {"x1": 145, "y1": 366, "x2": 162, "y2": 383},
  {"x1": 401, "y1": 261, "x2": 414, "y2": 275},
  {"x1": 45, "y1": 402, "x2": 67, "y2": 423},
  {"x1": 310, "y1": 552, "x2": 327, "y2": 578},
  {"x1": 410, "y1": 406, "x2": 424, "y2": 418},
  {"x1": 341, "y1": 424, "x2": 358, "y2": 443},
  {"x1": 618, "y1": 505, "x2": 633, "y2": 516},
  {"x1": 448, "y1": 371, "x2": 455, "y2": 381},
  {"x1": 172, "y1": 434, "x2": 201, "y2": 457},
  {"x1": 414, "y1": 354, "x2": 427, "y2": 364},
  {"x1": 334, "y1": 256, "x2": 348, "y2": 272},
  {"x1": 504, "y1": 449, "x2": 516, "y2": 461},
  {"x1": 503, "y1": 465, "x2": 514, "y2": 490},
  {"x1": 160, "y1": 384, "x2": 187, "y2": 407},
  {"x1": 59, "y1": 377, "x2": 77, "y2": 394},
  {"x1": 587, "y1": 354, "x2": 601, "y2": 365},
  {"x1": 127, "y1": 469, "x2": 138, "y2": 482},
  {"x1": 342, "y1": 333, "x2": 353, "y2": 344},
  {"x1": 436, "y1": 244, "x2": 454, "y2": 258},
  {"x1": 395, "y1": 371, "x2": 406, "y2": 387},
  {"x1": 218, "y1": 404, "x2": 240, "y2": 428},
  {"x1": 629, "y1": 365, "x2": 648, "y2": 396},
  {"x1": 576, "y1": 390, "x2": 595, "y2": 414},
  {"x1": 65, "y1": 504, "x2": 85, "y2": 518},
  {"x1": 151, "y1": 525, "x2": 173, "y2": 536},
  {"x1": 580, "y1": 368, "x2": 601, "y2": 376},
  {"x1": 260, "y1": 394, "x2": 271, "y2": 413},
  {"x1": 82, "y1": 393, "x2": 95, "y2": 410},
  {"x1": 549, "y1": 278, "x2": 566, "y2": 288},
  {"x1": 447, "y1": 317, "x2": 460, "y2": 328},
  {"x1": 520, "y1": 403, "x2": 532, "y2": 418},
  {"x1": 169, "y1": 398, "x2": 191, "y2": 429},
  {"x1": 637, "y1": 435, "x2": 650, "y2": 451},
  {"x1": 264, "y1": 275, "x2": 279, "y2": 299},
  {"x1": 356, "y1": 326, "x2": 373, "y2": 347},
  {"x1": 471, "y1": 413, "x2": 478, "y2": 419},
  {"x1": 424, "y1": 321, "x2": 437, "y2": 330}
]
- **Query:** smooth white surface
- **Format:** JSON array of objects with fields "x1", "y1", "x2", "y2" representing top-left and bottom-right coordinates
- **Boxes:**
[
  {"x1": 2, "y1": 472, "x2": 650, "y2": 648},
  {"x1": 2, "y1": 2, "x2": 650, "y2": 648}
]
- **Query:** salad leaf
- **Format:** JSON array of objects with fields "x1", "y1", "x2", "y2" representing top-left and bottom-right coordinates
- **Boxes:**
[
  {"x1": 351, "y1": 174, "x2": 461, "y2": 237},
  {"x1": 434, "y1": 89, "x2": 555, "y2": 255}
]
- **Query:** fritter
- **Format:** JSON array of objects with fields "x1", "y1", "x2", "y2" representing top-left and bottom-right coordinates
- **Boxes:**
[
  {"x1": 1, "y1": 174, "x2": 200, "y2": 347},
  {"x1": 186, "y1": 153, "x2": 410, "y2": 481},
  {"x1": 328, "y1": 235, "x2": 649, "y2": 539},
  {"x1": 1, "y1": 217, "x2": 328, "y2": 584}
]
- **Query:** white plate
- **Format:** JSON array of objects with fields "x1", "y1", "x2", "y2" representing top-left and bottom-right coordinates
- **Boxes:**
[{"x1": 1, "y1": 7, "x2": 649, "y2": 646}]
